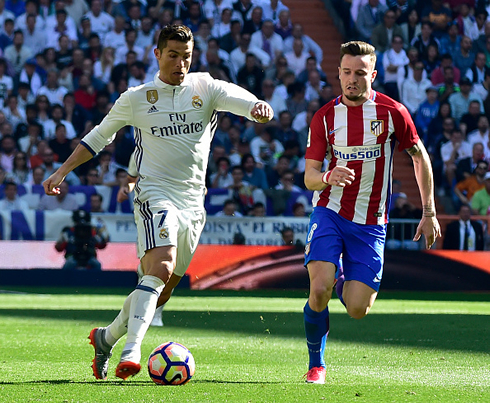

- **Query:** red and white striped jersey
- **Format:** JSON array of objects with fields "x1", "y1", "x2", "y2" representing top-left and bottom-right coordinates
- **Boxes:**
[{"x1": 305, "y1": 90, "x2": 419, "y2": 225}]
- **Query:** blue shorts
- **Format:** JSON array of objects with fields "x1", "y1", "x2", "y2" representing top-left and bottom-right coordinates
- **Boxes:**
[{"x1": 304, "y1": 207, "x2": 386, "y2": 291}]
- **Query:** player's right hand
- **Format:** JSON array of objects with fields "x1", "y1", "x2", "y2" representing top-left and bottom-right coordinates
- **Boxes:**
[
  {"x1": 328, "y1": 166, "x2": 355, "y2": 187},
  {"x1": 43, "y1": 172, "x2": 65, "y2": 195},
  {"x1": 117, "y1": 186, "x2": 130, "y2": 203}
]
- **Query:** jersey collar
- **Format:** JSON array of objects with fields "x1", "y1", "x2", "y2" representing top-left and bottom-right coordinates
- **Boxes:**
[{"x1": 153, "y1": 72, "x2": 191, "y2": 90}]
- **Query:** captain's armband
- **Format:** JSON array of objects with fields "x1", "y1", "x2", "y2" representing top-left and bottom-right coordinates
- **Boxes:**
[{"x1": 406, "y1": 143, "x2": 422, "y2": 156}]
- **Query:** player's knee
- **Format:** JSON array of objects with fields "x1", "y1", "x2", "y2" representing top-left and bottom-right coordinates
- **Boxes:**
[
  {"x1": 346, "y1": 304, "x2": 370, "y2": 320},
  {"x1": 309, "y1": 282, "x2": 333, "y2": 308}
]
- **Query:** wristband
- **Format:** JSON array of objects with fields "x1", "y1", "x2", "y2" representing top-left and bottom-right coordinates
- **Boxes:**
[
  {"x1": 321, "y1": 170, "x2": 332, "y2": 185},
  {"x1": 423, "y1": 205, "x2": 435, "y2": 217}
]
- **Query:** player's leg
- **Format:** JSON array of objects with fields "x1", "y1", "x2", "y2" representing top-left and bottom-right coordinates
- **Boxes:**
[
  {"x1": 341, "y1": 221, "x2": 385, "y2": 320},
  {"x1": 303, "y1": 207, "x2": 343, "y2": 384},
  {"x1": 305, "y1": 260, "x2": 336, "y2": 377},
  {"x1": 115, "y1": 245, "x2": 173, "y2": 379},
  {"x1": 342, "y1": 280, "x2": 378, "y2": 319}
]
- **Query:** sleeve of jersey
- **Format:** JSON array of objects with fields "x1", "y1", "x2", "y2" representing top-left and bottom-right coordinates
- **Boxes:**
[
  {"x1": 392, "y1": 103, "x2": 420, "y2": 152},
  {"x1": 80, "y1": 91, "x2": 132, "y2": 156},
  {"x1": 127, "y1": 151, "x2": 138, "y2": 177},
  {"x1": 210, "y1": 78, "x2": 259, "y2": 120},
  {"x1": 304, "y1": 110, "x2": 328, "y2": 161}
]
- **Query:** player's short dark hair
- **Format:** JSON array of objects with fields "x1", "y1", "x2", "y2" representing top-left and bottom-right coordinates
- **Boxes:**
[
  {"x1": 340, "y1": 41, "x2": 376, "y2": 66},
  {"x1": 157, "y1": 24, "x2": 193, "y2": 51}
]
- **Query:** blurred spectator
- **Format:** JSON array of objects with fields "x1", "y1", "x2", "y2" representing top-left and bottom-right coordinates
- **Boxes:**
[
  {"x1": 43, "y1": 104, "x2": 77, "y2": 140},
  {"x1": 401, "y1": 60, "x2": 432, "y2": 115},
  {"x1": 232, "y1": 231, "x2": 246, "y2": 244},
  {"x1": 241, "y1": 153, "x2": 268, "y2": 190},
  {"x1": 454, "y1": 159, "x2": 488, "y2": 206},
  {"x1": 4, "y1": 29, "x2": 32, "y2": 73},
  {"x1": 0, "y1": 180, "x2": 29, "y2": 209},
  {"x1": 219, "y1": 19, "x2": 241, "y2": 53},
  {"x1": 443, "y1": 204, "x2": 484, "y2": 250},
  {"x1": 250, "y1": 125, "x2": 284, "y2": 169},
  {"x1": 284, "y1": 23, "x2": 323, "y2": 64},
  {"x1": 466, "y1": 52, "x2": 489, "y2": 85},
  {"x1": 456, "y1": 141, "x2": 486, "y2": 182},
  {"x1": 248, "y1": 201, "x2": 266, "y2": 216},
  {"x1": 280, "y1": 226, "x2": 303, "y2": 247},
  {"x1": 382, "y1": 34, "x2": 408, "y2": 100},
  {"x1": 77, "y1": 15, "x2": 93, "y2": 50},
  {"x1": 431, "y1": 53, "x2": 460, "y2": 86},
  {"x1": 448, "y1": 77, "x2": 483, "y2": 123},
  {"x1": 210, "y1": 156, "x2": 233, "y2": 188},
  {"x1": 261, "y1": 78, "x2": 286, "y2": 118},
  {"x1": 471, "y1": 171, "x2": 490, "y2": 215},
  {"x1": 3, "y1": 93, "x2": 26, "y2": 130},
  {"x1": 441, "y1": 128, "x2": 472, "y2": 187},
  {"x1": 423, "y1": 44, "x2": 440, "y2": 79},
  {"x1": 465, "y1": 111, "x2": 488, "y2": 146},
  {"x1": 48, "y1": 123, "x2": 71, "y2": 163},
  {"x1": 275, "y1": 169, "x2": 302, "y2": 192},
  {"x1": 0, "y1": 134, "x2": 16, "y2": 172},
  {"x1": 230, "y1": 31, "x2": 270, "y2": 74},
  {"x1": 63, "y1": 92, "x2": 92, "y2": 137},
  {"x1": 400, "y1": 8, "x2": 421, "y2": 46},
  {"x1": 438, "y1": 65, "x2": 460, "y2": 104},
  {"x1": 7, "y1": 150, "x2": 29, "y2": 184},
  {"x1": 284, "y1": 38, "x2": 310, "y2": 76},
  {"x1": 103, "y1": 15, "x2": 127, "y2": 50},
  {"x1": 18, "y1": 121, "x2": 42, "y2": 156},
  {"x1": 410, "y1": 21, "x2": 440, "y2": 62},
  {"x1": 91, "y1": 90, "x2": 111, "y2": 125},
  {"x1": 304, "y1": 70, "x2": 326, "y2": 102},
  {"x1": 420, "y1": 0, "x2": 451, "y2": 38},
  {"x1": 228, "y1": 164, "x2": 262, "y2": 214},
  {"x1": 237, "y1": 52, "x2": 264, "y2": 97},
  {"x1": 0, "y1": 18, "x2": 14, "y2": 51},
  {"x1": 296, "y1": 56, "x2": 327, "y2": 85},
  {"x1": 453, "y1": 35, "x2": 474, "y2": 77},
  {"x1": 0, "y1": 58, "x2": 12, "y2": 104},
  {"x1": 46, "y1": 9, "x2": 78, "y2": 49},
  {"x1": 203, "y1": 0, "x2": 234, "y2": 27},
  {"x1": 16, "y1": 81, "x2": 35, "y2": 110},
  {"x1": 26, "y1": 165, "x2": 45, "y2": 186},
  {"x1": 292, "y1": 98, "x2": 319, "y2": 134},
  {"x1": 274, "y1": 9, "x2": 292, "y2": 40},
  {"x1": 292, "y1": 201, "x2": 306, "y2": 217},
  {"x1": 440, "y1": 21, "x2": 461, "y2": 58},
  {"x1": 83, "y1": 0, "x2": 114, "y2": 43},
  {"x1": 97, "y1": 149, "x2": 123, "y2": 186},
  {"x1": 242, "y1": 5, "x2": 263, "y2": 35},
  {"x1": 474, "y1": 70, "x2": 490, "y2": 108},
  {"x1": 388, "y1": 193, "x2": 422, "y2": 247},
  {"x1": 266, "y1": 153, "x2": 290, "y2": 188},
  {"x1": 38, "y1": 180, "x2": 78, "y2": 210},
  {"x1": 286, "y1": 81, "x2": 307, "y2": 117},
  {"x1": 90, "y1": 193, "x2": 104, "y2": 213},
  {"x1": 231, "y1": 0, "x2": 254, "y2": 27},
  {"x1": 136, "y1": 16, "x2": 156, "y2": 49},
  {"x1": 64, "y1": 0, "x2": 90, "y2": 27},
  {"x1": 211, "y1": 7, "x2": 233, "y2": 38},
  {"x1": 215, "y1": 198, "x2": 243, "y2": 217},
  {"x1": 372, "y1": 9, "x2": 403, "y2": 54},
  {"x1": 261, "y1": 0, "x2": 288, "y2": 24},
  {"x1": 114, "y1": 28, "x2": 144, "y2": 66},
  {"x1": 250, "y1": 18, "x2": 284, "y2": 63},
  {"x1": 0, "y1": 0, "x2": 14, "y2": 28},
  {"x1": 275, "y1": 110, "x2": 299, "y2": 145},
  {"x1": 37, "y1": 69, "x2": 68, "y2": 106},
  {"x1": 85, "y1": 167, "x2": 101, "y2": 186},
  {"x1": 355, "y1": 0, "x2": 388, "y2": 43},
  {"x1": 414, "y1": 86, "x2": 439, "y2": 142}
]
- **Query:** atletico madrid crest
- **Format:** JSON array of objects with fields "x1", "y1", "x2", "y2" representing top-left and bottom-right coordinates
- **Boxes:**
[
  {"x1": 370, "y1": 120, "x2": 384, "y2": 136},
  {"x1": 147, "y1": 90, "x2": 158, "y2": 104}
]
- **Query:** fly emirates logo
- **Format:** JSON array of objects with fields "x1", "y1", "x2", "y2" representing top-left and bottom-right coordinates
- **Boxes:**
[{"x1": 150, "y1": 113, "x2": 204, "y2": 137}]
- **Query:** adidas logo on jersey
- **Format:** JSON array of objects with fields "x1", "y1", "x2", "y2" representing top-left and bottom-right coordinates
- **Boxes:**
[{"x1": 147, "y1": 105, "x2": 159, "y2": 114}]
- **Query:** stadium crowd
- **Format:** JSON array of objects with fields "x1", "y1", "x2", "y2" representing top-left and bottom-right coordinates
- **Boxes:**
[{"x1": 0, "y1": 0, "x2": 489, "y2": 219}]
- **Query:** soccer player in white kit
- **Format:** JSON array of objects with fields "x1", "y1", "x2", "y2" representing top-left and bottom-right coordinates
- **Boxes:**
[{"x1": 42, "y1": 25, "x2": 274, "y2": 380}]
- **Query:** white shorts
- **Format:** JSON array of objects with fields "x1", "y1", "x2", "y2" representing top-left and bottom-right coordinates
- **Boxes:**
[{"x1": 134, "y1": 200, "x2": 206, "y2": 277}]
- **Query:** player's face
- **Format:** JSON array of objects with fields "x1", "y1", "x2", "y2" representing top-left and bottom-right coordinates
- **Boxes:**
[
  {"x1": 339, "y1": 54, "x2": 377, "y2": 106},
  {"x1": 154, "y1": 40, "x2": 193, "y2": 86}
]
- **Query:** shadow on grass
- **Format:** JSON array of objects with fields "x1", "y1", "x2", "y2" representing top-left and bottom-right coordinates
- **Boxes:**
[
  {"x1": 0, "y1": 379, "x2": 285, "y2": 386},
  {"x1": 1, "y1": 308, "x2": 489, "y2": 354}
]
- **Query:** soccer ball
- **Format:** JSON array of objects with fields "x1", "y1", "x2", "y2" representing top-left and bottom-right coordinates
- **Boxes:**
[{"x1": 147, "y1": 342, "x2": 195, "y2": 385}]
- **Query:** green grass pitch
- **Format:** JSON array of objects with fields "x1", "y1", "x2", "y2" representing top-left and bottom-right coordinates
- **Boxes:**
[{"x1": 0, "y1": 287, "x2": 488, "y2": 402}]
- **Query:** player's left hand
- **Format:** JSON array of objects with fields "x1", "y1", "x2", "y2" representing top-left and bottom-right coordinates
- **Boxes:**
[
  {"x1": 251, "y1": 101, "x2": 274, "y2": 123},
  {"x1": 413, "y1": 216, "x2": 441, "y2": 249}
]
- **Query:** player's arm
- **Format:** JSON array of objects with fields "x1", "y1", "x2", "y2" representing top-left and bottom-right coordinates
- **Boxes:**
[
  {"x1": 43, "y1": 92, "x2": 132, "y2": 196},
  {"x1": 304, "y1": 159, "x2": 355, "y2": 190},
  {"x1": 407, "y1": 139, "x2": 442, "y2": 249},
  {"x1": 211, "y1": 78, "x2": 273, "y2": 123}
]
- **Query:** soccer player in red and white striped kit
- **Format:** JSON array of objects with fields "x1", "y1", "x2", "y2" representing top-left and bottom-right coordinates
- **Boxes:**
[{"x1": 303, "y1": 41, "x2": 441, "y2": 384}]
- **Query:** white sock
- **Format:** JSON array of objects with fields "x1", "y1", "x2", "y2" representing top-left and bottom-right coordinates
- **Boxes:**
[
  {"x1": 153, "y1": 304, "x2": 164, "y2": 319},
  {"x1": 122, "y1": 275, "x2": 165, "y2": 363},
  {"x1": 104, "y1": 291, "x2": 135, "y2": 347}
]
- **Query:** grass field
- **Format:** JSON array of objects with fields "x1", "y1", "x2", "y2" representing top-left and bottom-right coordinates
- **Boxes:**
[{"x1": 0, "y1": 287, "x2": 489, "y2": 403}]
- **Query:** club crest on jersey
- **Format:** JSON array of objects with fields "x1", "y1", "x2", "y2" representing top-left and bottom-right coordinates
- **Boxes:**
[
  {"x1": 146, "y1": 90, "x2": 158, "y2": 104},
  {"x1": 192, "y1": 95, "x2": 203, "y2": 109},
  {"x1": 159, "y1": 228, "x2": 169, "y2": 239},
  {"x1": 370, "y1": 120, "x2": 384, "y2": 136}
]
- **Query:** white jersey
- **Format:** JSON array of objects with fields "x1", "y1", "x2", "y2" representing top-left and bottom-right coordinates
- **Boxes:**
[{"x1": 81, "y1": 72, "x2": 259, "y2": 210}]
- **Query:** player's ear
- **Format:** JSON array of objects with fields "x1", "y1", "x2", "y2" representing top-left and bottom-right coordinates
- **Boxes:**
[
  {"x1": 371, "y1": 69, "x2": 377, "y2": 83},
  {"x1": 338, "y1": 66, "x2": 341, "y2": 80},
  {"x1": 154, "y1": 48, "x2": 161, "y2": 60}
]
